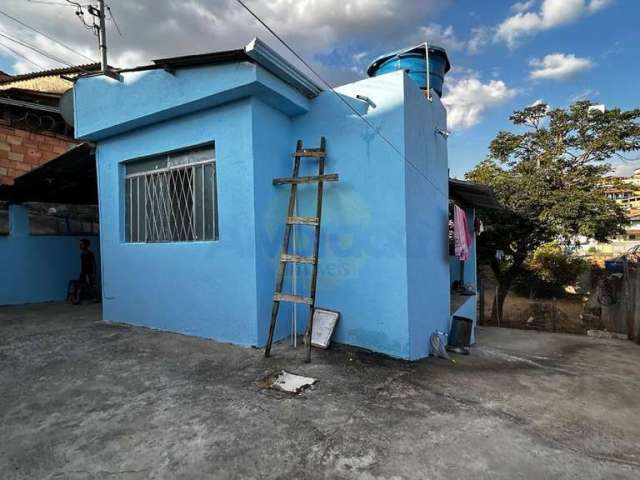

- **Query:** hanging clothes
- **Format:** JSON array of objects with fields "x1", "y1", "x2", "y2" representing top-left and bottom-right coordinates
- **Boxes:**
[{"x1": 453, "y1": 205, "x2": 471, "y2": 261}]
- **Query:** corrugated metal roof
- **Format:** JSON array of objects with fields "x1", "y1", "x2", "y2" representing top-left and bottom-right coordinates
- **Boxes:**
[
  {"x1": 151, "y1": 49, "x2": 249, "y2": 70},
  {"x1": 0, "y1": 63, "x2": 101, "y2": 84},
  {"x1": 449, "y1": 179, "x2": 500, "y2": 209}
]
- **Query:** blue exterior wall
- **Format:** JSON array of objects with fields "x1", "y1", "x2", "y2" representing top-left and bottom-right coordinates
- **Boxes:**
[
  {"x1": 96, "y1": 99, "x2": 259, "y2": 345},
  {"x1": 251, "y1": 97, "x2": 294, "y2": 345},
  {"x1": 403, "y1": 81, "x2": 451, "y2": 359},
  {"x1": 289, "y1": 71, "x2": 412, "y2": 358},
  {"x1": 75, "y1": 63, "x2": 453, "y2": 360},
  {"x1": 74, "y1": 63, "x2": 310, "y2": 140},
  {"x1": 0, "y1": 205, "x2": 99, "y2": 305}
]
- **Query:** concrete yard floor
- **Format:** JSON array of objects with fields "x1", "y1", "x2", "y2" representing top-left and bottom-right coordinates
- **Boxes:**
[{"x1": 1, "y1": 304, "x2": 640, "y2": 479}]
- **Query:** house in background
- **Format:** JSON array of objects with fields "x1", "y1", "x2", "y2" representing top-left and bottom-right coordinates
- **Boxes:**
[
  {"x1": 0, "y1": 65, "x2": 101, "y2": 306},
  {"x1": 0, "y1": 64, "x2": 100, "y2": 186},
  {"x1": 71, "y1": 38, "x2": 495, "y2": 360},
  {"x1": 578, "y1": 170, "x2": 640, "y2": 257}
]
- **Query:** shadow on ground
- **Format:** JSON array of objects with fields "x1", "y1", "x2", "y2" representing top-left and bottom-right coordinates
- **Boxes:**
[{"x1": 1, "y1": 303, "x2": 639, "y2": 479}]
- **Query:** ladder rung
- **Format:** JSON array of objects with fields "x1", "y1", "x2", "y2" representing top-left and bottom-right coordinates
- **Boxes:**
[
  {"x1": 293, "y1": 150, "x2": 326, "y2": 158},
  {"x1": 287, "y1": 216, "x2": 319, "y2": 226},
  {"x1": 281, "y1": 254, "x2": 316, "y2": 264},
  {"x1": 273, "y1": 174, "x2": 339, "y2": 185},
  {"x1": 274, "y1": 293, "x2": 314, "y2": 305}
]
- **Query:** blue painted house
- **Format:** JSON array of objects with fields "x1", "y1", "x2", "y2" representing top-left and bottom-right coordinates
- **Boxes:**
[{"x1": 72, "y1": 39, "x2": 494, "y2": 360}]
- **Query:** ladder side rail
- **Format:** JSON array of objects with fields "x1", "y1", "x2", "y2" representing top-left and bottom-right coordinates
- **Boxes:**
[
  {"x1": 265, "y1": 140, "x2": 303, "y2": 357},
  {"x1": 305, "y1": 136, "x2": 327, "y2": 363}
]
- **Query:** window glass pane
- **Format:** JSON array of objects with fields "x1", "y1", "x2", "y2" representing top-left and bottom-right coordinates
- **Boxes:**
[
  {"x1": 125, "y1": 144, "x2": 216, "y2": 243},
  {"x1": 131, "y1": 177, "x2": 141, "y2": 242},
  {"x1": 168, "y1": 145, "x2": 214, "y2": 168},
  {"x1": 194, "y1": 165, "x2": 204, "y2": 240},
  {"x1": 203, "y1": 163, "x2": 215, "y2": 240},
  {"x1": 126, "y1": 156, "x2": 167, "y2": 176},
  {"x1": 125, "y1": 177, "x2": 131, "y2": 241}
]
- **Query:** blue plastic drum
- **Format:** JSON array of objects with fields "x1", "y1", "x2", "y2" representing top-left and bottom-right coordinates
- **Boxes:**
[{"x1": 366, "y1": 44, "x2": 451, "y2": 97}]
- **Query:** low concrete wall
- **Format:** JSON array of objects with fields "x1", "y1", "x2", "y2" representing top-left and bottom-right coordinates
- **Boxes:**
[{"x1": 0, "y1": 205, "x2": 99, "y2": 305}]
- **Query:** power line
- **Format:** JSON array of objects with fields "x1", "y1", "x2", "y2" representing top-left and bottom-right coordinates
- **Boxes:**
[
  {"x1": 0, "y1": 30, "x2": 75, "y2": 67},
  {"x1": 0, "y1": 8, "x2": 96, "y2": 62},
  {"x1": 27, "y1": 1, "x2": 77, "y2": 7},
  {"x1": 106, "y1": 5, "x2": 122, "y2": 37},
  {"x1": 233, "y1": 0, "x2": 449, "y2": 200},
  {"x1": 0, "y1": 40, "x2": 46, "y2": 69}
]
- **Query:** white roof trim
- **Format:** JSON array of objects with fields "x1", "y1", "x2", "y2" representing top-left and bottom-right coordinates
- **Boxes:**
[{"x1": 245, "y1": 38, "x2": 322, "y2": 99}]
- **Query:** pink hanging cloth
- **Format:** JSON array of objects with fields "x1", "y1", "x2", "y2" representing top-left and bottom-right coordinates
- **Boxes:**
[{"x1": 453, "y1": 205, "x2": 471, "y2": 262}]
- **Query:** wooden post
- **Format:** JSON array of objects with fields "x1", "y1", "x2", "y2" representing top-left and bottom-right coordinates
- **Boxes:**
[
  {"x1": 478, "y1": 276, "x2": 485, "y2": 325},
  {"x1": 495, "y1": 285, "x2": 500, "y2": 328}
]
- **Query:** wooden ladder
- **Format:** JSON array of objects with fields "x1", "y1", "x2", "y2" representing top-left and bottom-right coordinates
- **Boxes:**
[{"x1": 265, "y1": 137, "x2": 338, "y2": 362}]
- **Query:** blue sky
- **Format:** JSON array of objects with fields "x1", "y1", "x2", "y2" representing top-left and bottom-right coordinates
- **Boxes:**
[
  {"x1": 0, "y1": 0, "x2": 637, "y2": 177},
  {"x1": 435, "y1": 0, "x2": 639, "y2": 177}
]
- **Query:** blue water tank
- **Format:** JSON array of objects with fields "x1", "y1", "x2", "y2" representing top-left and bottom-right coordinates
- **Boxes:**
[{"x1": 366, "y1": 44, "x2": 451, "y2": 97}]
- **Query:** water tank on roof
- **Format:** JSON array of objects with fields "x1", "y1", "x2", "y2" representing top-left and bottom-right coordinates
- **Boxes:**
[{"x1": 366, "y1": 44, "x2": 451, "y2": 97}]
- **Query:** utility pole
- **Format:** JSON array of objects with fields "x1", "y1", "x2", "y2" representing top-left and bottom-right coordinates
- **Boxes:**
[
  {"x1": 97, "y1": 0, "x2": 107, "y2": 72},
  {"x1": 86, "y1": 0, "x2": 120, "y2": 80}
]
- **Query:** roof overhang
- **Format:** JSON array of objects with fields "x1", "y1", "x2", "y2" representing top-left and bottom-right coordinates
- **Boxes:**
[
  {"x1": 74, "y1": 38, "x2": 320, "y2": 140},
  {"x1": 0, "y1": 143, "x2": 97, "y2": 205},
  {"x1": 150, "y1": 39, "x2": 322, "y2": 99},
  {"x1": 244, "y1": 39, "x2": 322, "y2": 98},
  {"x1": 449, "y1": 179, "x2": 500, "y2": 209}
]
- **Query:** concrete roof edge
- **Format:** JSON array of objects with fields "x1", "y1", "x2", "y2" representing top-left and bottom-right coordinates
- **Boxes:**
[{"x1": 244, "y1": 38, "x2": 322, "y2": 99}]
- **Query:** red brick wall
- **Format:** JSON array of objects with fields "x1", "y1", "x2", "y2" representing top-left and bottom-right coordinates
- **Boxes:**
[{"x1": 0, "y1": 124, "x2": 80, "y2": 186}]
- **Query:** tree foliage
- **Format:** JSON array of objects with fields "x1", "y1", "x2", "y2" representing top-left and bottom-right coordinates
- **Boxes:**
[
  {"x1": 527, "y1": 242, "x2": 588, "y2": 293},
  {"x1": 467, "y1": 101, "x2": 639, "y2": 317}
]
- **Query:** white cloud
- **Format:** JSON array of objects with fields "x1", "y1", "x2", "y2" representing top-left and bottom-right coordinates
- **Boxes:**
[
  {"x1": 571, "y1": 88, "x2": 599, "y2": 101},
  {"x1": 611, "y1": 160, "x2": 640, "y2": 178},
  {"x1": 467, "y1": 26, "x2": 491, "y2": 54},
  {"x1": 411, "y1": 24, "x2": 465, "y2": 51},
  {"x1": 0, "y1": 0, "x2": 449, "y2": 84},
  {"x1": 589, "y1": 0, "x2": 614, "y2": 12},
  {"x1": 496, "y1": 0, "x2": 614, "y2": 48},
  {"x1": 511, "y1": 1, "x2": 536, "y2": 13},
  {"x1": 442, "y1": 76, "x2": 518, "y2": 130},
  {"x1": 529, "y1": 53, "x2": 593, "y2": 80}
]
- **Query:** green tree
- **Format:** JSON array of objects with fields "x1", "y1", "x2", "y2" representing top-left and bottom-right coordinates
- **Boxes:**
[
  {"x1": 527, "y1": 242, "x2": 588, "y2": 294},
  {"x1": 467, "y1": 101, "x2": 639, "y2": 320}
]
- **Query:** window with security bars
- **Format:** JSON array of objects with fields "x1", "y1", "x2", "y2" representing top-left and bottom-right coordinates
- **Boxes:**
[{"x1": 125, "y1": 144, "x2": 218, "y2": 242}]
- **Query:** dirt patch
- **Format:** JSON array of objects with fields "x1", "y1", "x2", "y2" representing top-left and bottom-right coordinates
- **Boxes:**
[{"x1": 480, "y1": 270, "x2": 587, "y2": 334}]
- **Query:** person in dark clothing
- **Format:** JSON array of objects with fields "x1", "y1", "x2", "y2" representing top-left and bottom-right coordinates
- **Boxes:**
[{"x1": 69, "y1": 238, "x2": 96, "y2": 304}]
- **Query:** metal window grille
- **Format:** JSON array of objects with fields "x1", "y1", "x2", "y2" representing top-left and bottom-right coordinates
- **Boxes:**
[{"x1": 125, "y1": 145, "x2": 218, "y2": 243}]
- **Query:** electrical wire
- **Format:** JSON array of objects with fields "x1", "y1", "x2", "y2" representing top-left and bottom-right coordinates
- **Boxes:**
[
  {"x1": 0, "y1": 30, "x2": 93, "y2": 75},
  {"x1": 234, "y1": 0, "x2": 450, "y2": 200},
  {"x1": 0, "y1": 8, "x2": 96, "y2": 63},
  {"x1": 0, "y1": 30, "x2": 73, "y2": 67},
  {"x1": 106, "y1": 5, "x2": 122, "y2": 37},
  {"x1": 27, "y1": 1, "x2": 77, "y2": 7},
  {"x1": 0, "y1": 39, "x2": 46, "y2": 69},
  {"x1": 65, "y1": 0, "x2": 96, "y2": 33}
]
